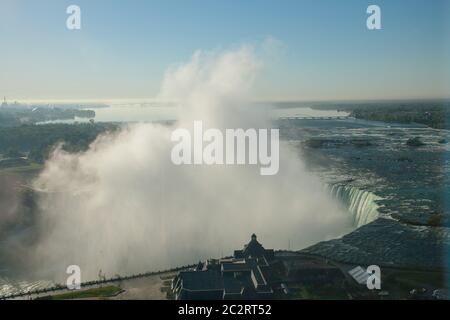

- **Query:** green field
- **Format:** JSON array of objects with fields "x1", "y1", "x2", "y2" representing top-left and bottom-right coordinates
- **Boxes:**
[{"x1": 43, "y1": 285, "x2": 123, "y2": 300}]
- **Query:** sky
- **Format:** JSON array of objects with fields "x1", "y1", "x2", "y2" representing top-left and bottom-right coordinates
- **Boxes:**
[{"x1": 0, "y1": 0, "x2": 449, "y2": 102}]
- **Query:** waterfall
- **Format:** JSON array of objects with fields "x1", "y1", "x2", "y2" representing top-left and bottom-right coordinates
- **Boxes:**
[{"x1": 329, "y1": 184, "x2": 380, "y2": 228}]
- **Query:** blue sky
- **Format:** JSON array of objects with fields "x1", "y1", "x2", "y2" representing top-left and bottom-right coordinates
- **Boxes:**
[{"x1": 0, "y1": 0, "x2": 449, "y2": 101}]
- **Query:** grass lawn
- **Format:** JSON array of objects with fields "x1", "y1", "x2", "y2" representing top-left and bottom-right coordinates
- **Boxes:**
[
  {"x1": 293, "y1": 284, "x2": 349, "y2": 300},
  {"x1": 46, "y1": 285, "x2": 123, "y2": 300},
  {"x1": 384, "y1": 270, "x2": 447, "y2": 289}
]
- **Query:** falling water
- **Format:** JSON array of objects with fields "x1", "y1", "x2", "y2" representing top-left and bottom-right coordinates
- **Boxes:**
[{"x1": 329, "y1": 184, "x2": 380, "y2": 228}]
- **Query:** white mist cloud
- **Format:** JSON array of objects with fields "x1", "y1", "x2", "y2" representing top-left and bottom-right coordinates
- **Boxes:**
[
  {"x1": 0, "y1": 176, "x2": 20, "y2": 233},
  {"x1": 28, "y1": 44, "x2": 352, "y2": 281}
]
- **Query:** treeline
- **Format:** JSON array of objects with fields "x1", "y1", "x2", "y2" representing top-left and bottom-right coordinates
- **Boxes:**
[
  {"x1": 0, "y1": 123, "x2": 119, "y2": 163},
  {"x1": 350, "y1": 105, "x2": 449, "y2": 129},
  {"x1": 312, "y1": 100, "x2": 450, "y2": 129},
  {"x1": 0, "y1": 112, "x2": 21, "y2": 127},
  {"x1": 0, "y1": 107, "x2": 95, "y2": 127}
]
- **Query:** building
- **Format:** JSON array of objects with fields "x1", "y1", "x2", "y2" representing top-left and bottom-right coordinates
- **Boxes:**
[
  {"x1": 0, "y1": 96, "x2": 7, "y2": 108},
  {"x1": 234, "y1": 233, "x2": 274, "y2": 260},
  {"x1": 172, "y1": 234, "x2": 275, "y2": 300}
]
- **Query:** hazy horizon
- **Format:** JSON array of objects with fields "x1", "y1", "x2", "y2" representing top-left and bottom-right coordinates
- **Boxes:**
[{"x1": 3, "y1": 97, "x2": 450, "y2": 106}]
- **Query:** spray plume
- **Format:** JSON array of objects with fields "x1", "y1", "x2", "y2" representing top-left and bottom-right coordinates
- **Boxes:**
[{"x1": 26, "y1": 45, "x2": 351, "y2": 281}]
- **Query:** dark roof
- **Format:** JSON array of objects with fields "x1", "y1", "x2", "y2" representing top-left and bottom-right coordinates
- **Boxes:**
[
  {"x1": 242, "y1": 234, "x2": 267, "y2": 258},
  {"x1": 221, "y1": 261, "x2": 252, "y2": 272},
  {"x1": 223, "y1": 277, "x2": 244, "y2": 295},
  {"x1": 179, "y1": 270, "x2": 223, "y2": 291},
  {"x1": 251, "y1": 266, "x2": 267, "y2": 287}
]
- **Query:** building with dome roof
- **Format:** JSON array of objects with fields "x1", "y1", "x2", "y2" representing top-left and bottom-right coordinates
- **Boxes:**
[
  {"x1": 234, "y1": 234, "x2": 274, "y2": 261},
  {"x1": 171, "y1": 234, "x2": 275, "y2": 300}
]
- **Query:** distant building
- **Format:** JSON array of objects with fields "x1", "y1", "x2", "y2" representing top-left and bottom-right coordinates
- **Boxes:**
[
  {"x1": 1, "y1": 96, "x2": 7, "y2": 108},
  {"x1": 172, "y1": 234, "x2": 275, "y2": 300}
]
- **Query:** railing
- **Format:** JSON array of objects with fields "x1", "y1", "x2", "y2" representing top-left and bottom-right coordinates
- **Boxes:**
[
  {"x1": 278, "y1": 116, "x2": 354, "y2": 120},
  {"x1": 0, "y1": 264, "x2": 196, "y2": 300}
]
